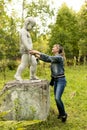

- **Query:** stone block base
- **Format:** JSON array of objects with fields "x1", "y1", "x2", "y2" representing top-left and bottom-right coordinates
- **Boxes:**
[{"x1": 0, "y1": 79, "x2": 50, "y2": 121}]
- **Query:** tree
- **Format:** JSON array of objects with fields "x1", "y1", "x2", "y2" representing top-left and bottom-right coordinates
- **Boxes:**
[
  {"x1": 78, "y1": 1, "x2": 87, "y2": 64},
  {"x1": 49, "y1": 3, "x2": 79, "y2": 58},
  {"x1": 0, "y1": 0, "x2": 19, "y2": 60},
  {"x1": 22, "y1": 0, "x2": 54, "y2": 34}
]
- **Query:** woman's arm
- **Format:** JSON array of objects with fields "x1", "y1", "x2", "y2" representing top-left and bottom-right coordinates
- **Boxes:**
[
  {"x1": 29, "y1": 50, "x2": 63, "y2": 63},
  {"x1": 29, "y1": 50, "x2": 51, "y2": 62}
]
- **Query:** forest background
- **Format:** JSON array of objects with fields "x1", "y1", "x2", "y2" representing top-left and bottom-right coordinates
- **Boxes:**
[{"x1": 0, "y1": 0, "x2": 87, "y2": 69}]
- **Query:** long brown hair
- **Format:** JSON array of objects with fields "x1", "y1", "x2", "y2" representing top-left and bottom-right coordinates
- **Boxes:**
[{"x1": 55, "y1": 44, "x2": 66, "y2": 60}]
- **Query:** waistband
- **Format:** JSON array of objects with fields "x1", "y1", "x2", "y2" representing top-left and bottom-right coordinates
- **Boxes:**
[{"x1": 52, "y1": 74, "x2": 65, "y2": 78}]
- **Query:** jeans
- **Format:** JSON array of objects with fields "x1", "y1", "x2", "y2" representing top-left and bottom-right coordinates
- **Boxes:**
[{"x1": 54, "y1": 77, "x2": 67, "y2": 116}]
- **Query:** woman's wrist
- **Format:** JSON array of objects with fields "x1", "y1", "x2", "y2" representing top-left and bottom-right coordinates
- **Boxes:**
[{"x1": 36, "y1": 51, "x2": 40, "y2": 55}]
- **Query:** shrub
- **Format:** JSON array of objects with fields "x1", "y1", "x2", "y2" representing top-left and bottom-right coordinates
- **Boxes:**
[{"x1": 7, "y1": 60, "x2": 18, "y2": 70}]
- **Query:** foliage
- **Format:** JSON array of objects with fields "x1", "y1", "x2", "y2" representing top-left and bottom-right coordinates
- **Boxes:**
[
  {"x1": 0, "y1": 65, "x2": 87, "y2": 130},
  {"x1": 49, "y1": 3, "x2": 79, "y2": 58},
  {"x1": 0, "y1": 0, "x2": 19, "y2": 61},
  {"x1": 7, "y1": 60, "x2": 18, "y2": 70},
  {"x1": 0, "y1": 111, "x2": 11, "y2": 121},
  {"x1": 78, "y1": 1, "x2": 87, "y2": 58},
  {"x1": 24, "y1": 0, "x2": 54, "y2": 34},
  {"x1": 33, "y1": 34, "x2": 49, "y2": 53},
  {"x1": 1, "y1": 0, "x2": 87, "y2": 65}
]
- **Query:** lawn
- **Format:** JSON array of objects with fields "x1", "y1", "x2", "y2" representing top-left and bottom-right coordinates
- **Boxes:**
[{"x1": 0, "y1": 65, "x2": 87, "y2": 130}]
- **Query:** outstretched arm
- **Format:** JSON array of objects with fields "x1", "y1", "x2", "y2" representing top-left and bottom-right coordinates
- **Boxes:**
[{"x1": 29, "y1": 50, "x2": 51, "y2": 63}]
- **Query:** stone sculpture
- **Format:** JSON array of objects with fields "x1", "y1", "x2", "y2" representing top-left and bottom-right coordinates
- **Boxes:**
[{"x1": 14, "y1": 17, "x2": 38, "y2": 81}]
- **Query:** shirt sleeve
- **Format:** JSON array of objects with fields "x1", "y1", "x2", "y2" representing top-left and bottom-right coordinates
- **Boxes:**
[{"x1": 40, "y1": 53, "x2": 63, "y2": 63}]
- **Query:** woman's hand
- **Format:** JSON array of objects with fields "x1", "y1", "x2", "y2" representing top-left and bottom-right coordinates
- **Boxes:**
[
  {"x1": 29, "y1": 50, "x2": 40, "y2": 58},
  {"x1": 29, "y1": 50, "x2": 39, "y2": 55}
]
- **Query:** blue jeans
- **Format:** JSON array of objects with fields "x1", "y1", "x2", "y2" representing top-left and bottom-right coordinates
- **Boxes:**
[{"x1": 54, "y1": 77, "x2": 67, "y2": 116}]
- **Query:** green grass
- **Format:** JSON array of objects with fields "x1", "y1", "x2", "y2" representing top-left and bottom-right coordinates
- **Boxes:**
[{"x1": 0, "y1": 65, "x2": 87, "y2": 130}]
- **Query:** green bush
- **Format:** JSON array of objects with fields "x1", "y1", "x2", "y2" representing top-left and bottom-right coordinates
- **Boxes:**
[{"x1": 7, "y1": 60, "x2": 18, "y2": 70}]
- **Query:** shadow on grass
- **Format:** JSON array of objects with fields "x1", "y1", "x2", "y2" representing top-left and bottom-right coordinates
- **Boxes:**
[{"x1": 24, "y1": 109, "x2": 69, "y2": 130}]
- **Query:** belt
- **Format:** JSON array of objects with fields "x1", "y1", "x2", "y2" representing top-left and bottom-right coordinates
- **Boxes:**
[
  {"x1": 57, "y1": 75, "x2": 65, "y2": 78},
  {"x1": 52, "y1": 74, "x2": 65, "y2": 78}
]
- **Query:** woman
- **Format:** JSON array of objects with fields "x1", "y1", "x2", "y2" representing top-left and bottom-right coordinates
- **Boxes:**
[{"x1": 29, "y1": 44, "x2": 67, "y2": 122}]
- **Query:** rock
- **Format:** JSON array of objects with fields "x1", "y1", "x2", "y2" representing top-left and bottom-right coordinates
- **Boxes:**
[{"x1": 0, "y1": 79, "x2": 50, "y2": 121}]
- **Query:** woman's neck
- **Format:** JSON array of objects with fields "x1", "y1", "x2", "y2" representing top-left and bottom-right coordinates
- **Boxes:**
[{"x1": 54, "y1": 52, "x2": 59, "y2": 55}]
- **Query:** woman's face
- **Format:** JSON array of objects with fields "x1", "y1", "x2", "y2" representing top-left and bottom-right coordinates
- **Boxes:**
[{"x1": 52, "y1": 45, "x2": 59, "y2": 55}]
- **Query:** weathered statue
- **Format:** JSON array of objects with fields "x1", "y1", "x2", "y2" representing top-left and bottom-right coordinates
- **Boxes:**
[{"x1": 14, "y1": 17, "x2": 38, "y2": 81}]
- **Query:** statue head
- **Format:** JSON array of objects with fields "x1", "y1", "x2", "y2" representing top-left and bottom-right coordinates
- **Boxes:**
[{"x1": 24, "y1": 17, "x2": 36, "y2": 31}]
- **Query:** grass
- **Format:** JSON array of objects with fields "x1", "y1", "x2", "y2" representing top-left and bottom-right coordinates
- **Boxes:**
[{"x1": 0, "y1": 65, "x2": 87, "y2": 130}]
